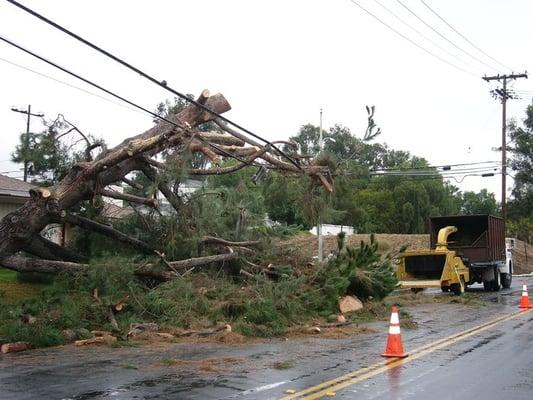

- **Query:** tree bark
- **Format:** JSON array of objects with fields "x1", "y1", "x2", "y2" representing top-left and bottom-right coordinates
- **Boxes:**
[
  {"x1": 98, "y1": 188, "x2": 157, "y2": 208},
  {"x1": 0, "y1": 255, "x2": 87, "y2": 274},
  {"x1": 62, "y1": 214, "x2": 155, "y2": 253}
]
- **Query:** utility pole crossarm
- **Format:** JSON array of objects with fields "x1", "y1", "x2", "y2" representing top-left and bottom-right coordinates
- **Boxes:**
[{"x1": 482, "y1": 72, "x2": 528, "y2": 82}]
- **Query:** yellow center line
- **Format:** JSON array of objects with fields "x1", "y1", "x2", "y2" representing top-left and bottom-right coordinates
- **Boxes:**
[{"x1": 280, "y1": 308, "x2": 533, "y2": 400}]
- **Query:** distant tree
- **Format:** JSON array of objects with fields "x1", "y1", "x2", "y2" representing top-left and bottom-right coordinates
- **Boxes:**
[
  {"x1": 507, "y1": 102, "x2": 533, "y2": 240},
  {"x1": 461, "y1": 189, "x2": 499, "y2": 215},
  {"x1": 11, "y1": 114, "x2": 100, "y2": 185},
  {"x1": 270, "y1": 111, "x2": 465, "y2": 233}
]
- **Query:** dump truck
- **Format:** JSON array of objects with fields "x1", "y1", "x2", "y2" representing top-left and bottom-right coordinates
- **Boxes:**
[{"x1": 397, "y1": 215, "x2": 512, "y2": 295}]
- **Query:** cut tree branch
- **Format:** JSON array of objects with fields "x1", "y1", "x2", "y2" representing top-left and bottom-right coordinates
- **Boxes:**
[
  {"x1": 136, "y1": 251, "x2": 240, "y2": 282},
  {"x1": 98, "y1": 188, "x2": 158, "y2": 208},
  {"x1": 121, "y1": 177, "x2": 143, "y2": 190},
  {"x1": 141, "y1": 164, "x2": 183, "y2": 213},
  {"x1": 23, "y1": 235, "x2": 88, "y2": 263},
  {"x1": 62, "y1": 213, "x2": 155, "y2": 253},
  {"x1": 0, "y1": 255, "x2": 87, "y2": 274},
  {"x1": 201, "y1": 236, "x2": 260, "y2": 247}
]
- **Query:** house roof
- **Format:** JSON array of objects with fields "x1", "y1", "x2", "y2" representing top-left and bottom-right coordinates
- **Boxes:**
[
  {"x1": 0, "y1": 174, "x2": 34, "y2": 198},
  {"x1": 102, "y1": 202, "x2": 134, "y2": 219}
]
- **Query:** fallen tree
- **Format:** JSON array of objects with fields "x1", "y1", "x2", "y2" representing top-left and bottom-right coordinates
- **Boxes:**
[{"x1": 0, "y1": 90, "x2": 332, "y2": 276}]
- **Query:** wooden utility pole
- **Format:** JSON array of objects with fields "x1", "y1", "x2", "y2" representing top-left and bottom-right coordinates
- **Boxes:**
[
  {"x1": 318, "y1": 108, "x2": 324, "y2": 262},
  {"x1": 482, "y1": 72, "x2": 527, "y2": 228},
  {"x1": 11, "y1": 104, "x2": 44, "y2": 181}
]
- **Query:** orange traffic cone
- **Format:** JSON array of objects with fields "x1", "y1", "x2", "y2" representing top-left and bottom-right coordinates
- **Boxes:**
[
  {"x1": 381, "y1": 306, "x2": 408, "y2": 358},
  {"x1": 519, "y1": 283, "x2": 532, "y2": 309}
]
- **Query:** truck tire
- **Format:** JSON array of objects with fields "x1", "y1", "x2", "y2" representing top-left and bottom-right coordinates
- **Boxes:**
[
  {"x1": 501, "y1": 273, "x2": 512, "y2": 289},
  {"x1": 451, "y1": 277, "x2": 465, "y2": 295},
  {"x1": 501, "y1": 261, "x2": 512, "y2": 289},
  {"x1": 491, "y1": 267, "x2": 501, "y2": 291}
]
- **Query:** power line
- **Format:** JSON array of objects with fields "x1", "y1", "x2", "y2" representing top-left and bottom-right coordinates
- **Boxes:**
[
  {"x1": 0, "y1": 35, "x2": 248, "y2": 166},
  {"x1": 372, "y1": 160, "x2": 501, "y2": 172},
  {"x1": 5, "y1": 0, "x2": 302, "y2": 170},
  {"x1": 418, "y1": 0, "x2": 514, "y2": 72},
  {"x1": 347, "y1": 0, "x2": 476, "y2": 76},
  {"x1": 372, "y1": 166, "x2": 501, "y2": 176},
  {"x1": 396, "y1": 0, "x2": 501, "y2": 73},
  {"x1": 0, "y1": 56, "x2": 145, "y2": 115},
  {"x1": 372, "y1": 0, "x2": 476, "y2": 72}
]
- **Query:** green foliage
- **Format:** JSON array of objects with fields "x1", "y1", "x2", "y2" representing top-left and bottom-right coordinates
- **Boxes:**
[
  {"x1": 317, "y1": 235, "x2": 397, "y2": 302},
  {"x1": 507, "y1": 102, "x2": 533, "y2": 241},
  {"x1": 0, "y1": 236, "x2": 399, "y2": 345},
  {"x1": 267, "y1": 117, "x2": 464, "y2": 234},
  {"x1": 461, "y1": 189, "x2": 499, "y2": 215},
  {"x1": 11, "y1": 115, "x2": 101, "y2": 185}
]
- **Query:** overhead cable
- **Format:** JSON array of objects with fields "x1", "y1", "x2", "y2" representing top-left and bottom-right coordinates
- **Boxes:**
[
  {"x1": 372, "y1": 160, "x2": 501, "y2": 172},
  {"x1": 396, "y1": 0, "x2": 502, "y2": 73},
  {"x1": 0, "y1": 56, "x2": 144, "y2": 115},
  {"x1": 372, "y1": 0, "x2": 476, "y2": 72},
  {"x1": 347, "y1": 0, "x2": 477, "y2": 76},
  {"x1": 418, "y1": 0, "x2": 514, "y2": 72},
  {"x1": 0, "y1": 35, "x2": 249, "y2": 165},
  {"x1": 5, "y1": 0, "x2": 302, "y2": 170}
]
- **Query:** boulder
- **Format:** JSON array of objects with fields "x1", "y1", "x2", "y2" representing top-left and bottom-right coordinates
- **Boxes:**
[{"x1": 338, "y1": 296, "x2": 363, "y2": 314}]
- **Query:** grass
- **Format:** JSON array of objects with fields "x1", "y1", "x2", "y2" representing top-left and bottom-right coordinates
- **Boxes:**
[
  {"x1": 0, "y1": 268, "x2": 16, "y2": 283},
  {"x1": 0, "y1": 268, "x2": 47, "y2": 304},
  {"x1": 273, "y1": 360, "x2": 295, "y2": 370},
  {"x1": 160, "y1": 358, "x2": 181, "y2": 366}
]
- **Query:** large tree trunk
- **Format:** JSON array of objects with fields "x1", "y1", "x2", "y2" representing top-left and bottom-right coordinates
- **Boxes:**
[{"x1": 0, "y1": 91, "x2": 230, "y2": 266}]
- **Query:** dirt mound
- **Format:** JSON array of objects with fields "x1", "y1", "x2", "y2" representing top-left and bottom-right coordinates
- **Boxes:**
[
  {"x1": 274, "y1": 233, "x2": 429, "y2": 267},
  {"x1": 511, "y1": 239, "x2": 533, "y2": 275}
]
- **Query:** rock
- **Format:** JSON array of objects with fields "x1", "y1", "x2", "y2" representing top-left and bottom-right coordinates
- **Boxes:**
[
  {"x1": 1, "y1": 342, "x2": 31, "y2": 354},
  {"x1": 128, "y1": 323, "x2": 159, "y2": 338},
  {"x1": 338, "y1": 296, "x2": 363, "y2": 314},
  {"x1": 337, "y1": 314, "x2": 347, "y2": 323}
]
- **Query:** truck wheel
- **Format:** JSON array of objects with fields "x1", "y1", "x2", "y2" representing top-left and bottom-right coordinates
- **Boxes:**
[
  {"x1": 501, "y1": 273, "x2": 512, "y2": 289},
  {"x1": 501, "y1": 261, "x2": 512, "y2": 289},
  {"x1": 451, "y1": 278, "x2": 465, "y2": 295},
  {"x1": 491, "y1": 267, "x2": 501, "y2": 291}
]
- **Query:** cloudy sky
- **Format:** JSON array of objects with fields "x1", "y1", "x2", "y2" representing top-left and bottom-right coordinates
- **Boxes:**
[{"x1": 1, "y1": 0, "x2": 532, "y2": 200}]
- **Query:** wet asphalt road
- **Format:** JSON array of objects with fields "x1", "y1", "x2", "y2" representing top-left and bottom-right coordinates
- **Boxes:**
[{"x1": 0, "y1": 277, "x2": 532, "y2": 400}]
